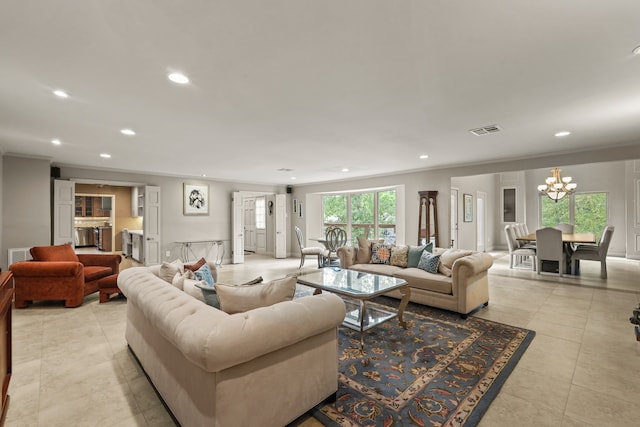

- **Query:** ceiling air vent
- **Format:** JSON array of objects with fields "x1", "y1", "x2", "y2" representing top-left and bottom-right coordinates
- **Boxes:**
[{"x1": 469, "y1": 124, "x2": 502, "y2": 136}]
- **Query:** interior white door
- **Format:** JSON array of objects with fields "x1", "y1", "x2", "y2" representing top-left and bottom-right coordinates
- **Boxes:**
[
  {"x1": 53, "y1": 180, "x2": 75, "y2": 245},
  {"x1": 450, "y1": 188, "x2": 458, "y2": 249},
  {"x1": 244, "y1": 197, "x2": 256, "y2": 252},
  {"x1": 255, "y1": 196, "x2": 267, "y2": 254},
  {"x1": 144, "y1": 186, "x2": 161, "y2": 265},
  {"x1": 274, "y1": 194, "x2": 286, "y2": 258},
  {"x1": 232, "y1": 192, "x2": 245, "y2": 263},
  {"x1": 476, "y1": 191, "x2": 487, "y2": 252}
]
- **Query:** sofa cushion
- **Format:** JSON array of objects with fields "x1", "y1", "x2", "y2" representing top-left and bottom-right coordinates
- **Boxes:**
[
  {"x1": 195, "y1": 276, "x2": 265, "y2": 309},
  {"x1": 438, "y1": 249, "x2": 473, "y2": 277},
  {"x1": 371, "y1": 243, "x2": 392, "y2": 264},
  {"x1": 183, "y1": 278, "x2": 207, "y2": 302},
  {"x1": 407, "y1": 242, "x2": 433, "y2": 268},
  {"x1": 417, "y1": 251, "x2": 441, "y2": 274},
  {"x1": 356, "y1": 236, "x2": 373, "y2": 264},
  {"x1": 194, "y1": 263, "x2": 215, "y2": 286},
  {"x1": 393, "y1": 268, "x2": 453, "y2": 295},
  {"x1": 84, "y1": 265, "x2": 113, "y2": 282},
  {"x1": 215, "y1": 276, "x2": 297, "y2": 314},
  {"x1": 349, "y1": 263, "x2": 405, "y2": 276},
  {"x1": 390, "y1": 245, "x2": 408, "y2": 267},
  {"x1": 30, "y1": 244, "x2": 79, "y2": 262}
]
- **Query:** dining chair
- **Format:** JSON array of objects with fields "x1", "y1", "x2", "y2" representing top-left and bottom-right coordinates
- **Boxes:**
[
  {"x1": 294, "y1": 226, "x2": 324, "y2": 268},
  {"x1": 555, "y1": 223, "x2": 575, "y2": 233},
  {"x1": 536, "y1": 227, "x2": 565, "y2": 276},
  {"x1": 570, "y1": 226, "x2": 614, "y2": 279},
  {"x1": 323, "y1": 226, "x2": 347, "y2": 266},
  {"x1": 514, "y1": 223, "x2": 536, "y2": 250},
  {"x1": 505, "y1": 225, "x2": 536, "y2": 270}
]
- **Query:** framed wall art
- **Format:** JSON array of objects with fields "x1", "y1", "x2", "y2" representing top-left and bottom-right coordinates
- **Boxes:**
[
  {"x1": 463, "y1": 193, "x2": 473, "y2": 222},
  {"x1": 184, "y1": 183, "x2": 209, "y2": 216}
]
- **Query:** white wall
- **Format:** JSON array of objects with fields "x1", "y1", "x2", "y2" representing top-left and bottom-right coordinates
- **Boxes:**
[{"x1": 1, "y1": 156, "x2": 51, "y2": 268}]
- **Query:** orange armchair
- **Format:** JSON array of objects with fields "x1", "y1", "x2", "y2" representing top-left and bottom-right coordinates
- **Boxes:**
[{"x1": 10, "y1": 244, "x2": 121, "y2": 308}]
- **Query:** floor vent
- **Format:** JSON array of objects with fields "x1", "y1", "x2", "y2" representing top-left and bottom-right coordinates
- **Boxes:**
[
  {"x1": 8, "y1": 247, "x2": 32, "y2": 266},
  {"x1": 469, "y1": 124, "x2": 502, "y2": 136}
]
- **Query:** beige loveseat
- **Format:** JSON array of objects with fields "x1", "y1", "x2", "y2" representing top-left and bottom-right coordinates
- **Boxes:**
[
  {"x1": 118, "y1": 265, "x2": 346, "y2": 427},
  {"x1": 337, "y1": 244, "x2": 493, "y2": 316}
]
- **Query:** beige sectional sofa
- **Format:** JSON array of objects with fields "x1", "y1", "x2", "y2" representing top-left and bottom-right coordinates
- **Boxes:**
[
  {"x1": 118, "y1": 265, "x2": 346, "y2": 427},
  {"x1": 337, "y1": 244, "x2": 493, "y2": 316}
]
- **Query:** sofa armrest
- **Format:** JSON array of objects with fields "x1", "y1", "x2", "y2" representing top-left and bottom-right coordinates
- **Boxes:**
[
  {"x1": 337, "y1": 246, "x2": 357, "y2": 268},
  {"x1": 451, "y1": 253, "x2": 493, "y2": 291},
  {"x1": 78, "y1": 254, "x2": 122, "y2": 274},
  {"x1": 9, "y1": 260, "x2": 83, "y2": 278}
]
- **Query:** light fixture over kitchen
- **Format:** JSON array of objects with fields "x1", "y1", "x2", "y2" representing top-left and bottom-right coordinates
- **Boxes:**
[{"x1": 537, "y1": 168, "x2": 577, "y2": 202}]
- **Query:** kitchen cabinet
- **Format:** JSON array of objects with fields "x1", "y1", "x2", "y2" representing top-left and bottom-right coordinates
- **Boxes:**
[
  {"x1": 131, "y1": 186, "x2": 144, "y2": 217},
  {"x1": 75, "y1": 196, "x2": 110, "y2": 218},
  {"x1": 75, "y1": 196, "x2": 94, "y2": 217}
]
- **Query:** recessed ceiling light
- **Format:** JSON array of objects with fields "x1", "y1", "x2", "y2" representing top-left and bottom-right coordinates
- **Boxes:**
[
  {"x1": 120, "y1": 129, "x2": 136, "y2": 136},
  {"x1": 291, "y1": 177, "x2": 297, "y2": 180},
  {"x1": 419, "y1": 154, "x2": 429, "y2": 159},
  {"x1": 53, "y1": 90, "x2": 68, "y2": 98},
  {"x1": 100, "y1": 153, "x2": 111, "y2": 158},
  {"x1": 341, "y1": 168, "x2": 350, "y2": 173},
  {"x1": 51, "y1": 138, "x2": 61, "y2": 145},
  {"x1": 633, "y1": 45, "x2": 640, "y2": 55},
  {"x1": 554, "y1": 131, "x2": 572, "y2": 137},
  {"x1": 168, "y1": 72, "x2": 190, "y2": 84}
]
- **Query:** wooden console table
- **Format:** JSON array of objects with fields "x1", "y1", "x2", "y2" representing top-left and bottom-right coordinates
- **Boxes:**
[{"x1": 0, "y1": 272, "x2": 13, "y2": 426}]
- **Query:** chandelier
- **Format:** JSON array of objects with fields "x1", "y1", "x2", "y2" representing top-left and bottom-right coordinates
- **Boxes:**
[{"x1": 537, "y1": 168, "x2": 577, "y2": 202}]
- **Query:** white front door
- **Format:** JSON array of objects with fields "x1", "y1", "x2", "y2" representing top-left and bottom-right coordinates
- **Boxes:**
[
  {"x1": 144, "y1": 186, "x2": 161, "y2": 265},
  {"x1": 476, "y1": 191, "x2": 487, "y2": 252},
  {"x1": 274, "y1": 194, "x2": 287, "y2": 258},
  {"x1": 450, "y1": 188, "x2": 458, "y2": 249},
  {"x1": 232, "y1": 192, "x2": 245, "y2": 263},
  {"x1": 53, "y1": 180, "x2": 75, "y2": 245}
]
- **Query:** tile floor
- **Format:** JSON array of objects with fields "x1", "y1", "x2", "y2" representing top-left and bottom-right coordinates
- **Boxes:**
[{"x1": 6, "y1": 253, "x2": 640, "y2": 426}]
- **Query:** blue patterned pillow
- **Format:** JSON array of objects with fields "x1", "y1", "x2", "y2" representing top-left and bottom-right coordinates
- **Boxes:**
[
  {"x1": 407, "y1": 242, "x2": 434, "y2": 267},
  {"x1": 370, "y1": 243, "x2": 392, "y2": 264},
  {"x1": 194, "y1": 263, "x2": 215, "y2": 286},
  {"x1": 195, "y1": 282, "x2": 220, "y2": 308},
  {"x1": 417, "y1": 251, "x2": 440, "y2": 274}
]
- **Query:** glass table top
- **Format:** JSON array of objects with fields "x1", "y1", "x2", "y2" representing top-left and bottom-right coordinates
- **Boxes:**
[{"x1": 297, "y1": 267, "x2": 407, "y2": 297}]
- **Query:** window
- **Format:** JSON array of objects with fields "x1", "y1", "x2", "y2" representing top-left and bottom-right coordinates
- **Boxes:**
[
  {"x1": 503, "y1": 188, "x2": 516, "y2": 222},
  {"x1": 322, "y1": 189, "x2": 397, "y2": 244},
  {"x1": 255, "y1": 198, "x2": 266, "y2": 229},
  {"x1": 540, "y1": 192, "x2": 607, "y2": 241}
]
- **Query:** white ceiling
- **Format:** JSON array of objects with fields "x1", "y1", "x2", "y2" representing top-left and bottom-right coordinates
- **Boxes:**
[{"x1": 2, "y1": 1, "x2": 640, "y2": 185}]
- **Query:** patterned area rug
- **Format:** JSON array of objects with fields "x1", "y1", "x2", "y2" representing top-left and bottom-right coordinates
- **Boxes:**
[{"x1": 312, "y1": 297, "x2": 535, "y2": 427}]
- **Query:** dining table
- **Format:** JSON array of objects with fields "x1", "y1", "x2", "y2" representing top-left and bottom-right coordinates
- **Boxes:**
[
  {"x1": 516, "y1": 231, "x2": 596, "y2": 275},
  {"x1": 516, "y1": 232, "x2": 596, "y2": 244}
]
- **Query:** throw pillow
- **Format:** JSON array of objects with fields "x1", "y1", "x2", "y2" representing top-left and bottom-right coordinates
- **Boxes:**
[
  {"x1": 184, "y1": 257, "x2": 206, "y2": 272},
  {"x1": 370, "y1": 243, "x2": 392, "y2": 264},
  {"x1": 194, "y1": 263, "x2": 215, "y2": 286},
  {"x1": 196, "y1": 276, "x2": 264, "y2": 309},
  {"x1": 438, "y1": 249, "x2": 473, "y2": 277},
  {"x1": 215, "y1": 276, "x2": 296, "y2": 314},
  {"x1": 390, "y1": 245, "x2": 409, "y2": 267},
  {"x1": 407, "y1": 242, "x2": 433, "y2": 268},
  {"x1": 356, "y1": 236, "x2": 373, "y2": 264},
  {"x1": 195, "y1": 281, "x2": 220, "y2": 308},
  {"x1": 417, "y1": 251, "x2": 441, "y2": 274},
  {"x1": 171, "y1": 270, "x2": 194, "y2": 290},
  {"x1": 30, "y1": 244, "x2": 79, "y2": 262},
  {"x1": 159, "y1": 259, "x2": 184, "y2": 284}
]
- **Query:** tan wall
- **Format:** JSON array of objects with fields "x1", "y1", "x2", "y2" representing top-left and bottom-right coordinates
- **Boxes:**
[{"x1": 75, "y1": 184, "x2": 143, "y2": 251}]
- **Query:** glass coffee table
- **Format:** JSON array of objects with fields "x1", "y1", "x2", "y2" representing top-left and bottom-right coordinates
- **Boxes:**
[{"x1": 297, "y1": 268, "x2": 411, "y2": 346}]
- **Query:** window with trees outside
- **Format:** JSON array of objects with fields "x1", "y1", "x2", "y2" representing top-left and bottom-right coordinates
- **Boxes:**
[
  {"x1": 540, "y1": 192, "x2": 608, "y2": 241},
  {"x1": 322, "y1": 189, "x2": 396, "y2": 244}
]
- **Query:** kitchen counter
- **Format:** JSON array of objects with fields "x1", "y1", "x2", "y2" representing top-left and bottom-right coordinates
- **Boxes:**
[{"x1": 128, "y1": 229, "x2": 143, "y2": 236}]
